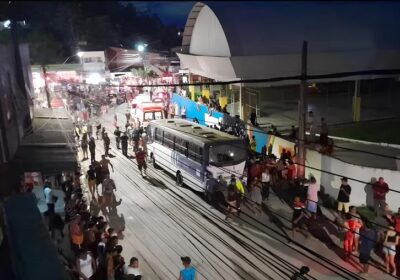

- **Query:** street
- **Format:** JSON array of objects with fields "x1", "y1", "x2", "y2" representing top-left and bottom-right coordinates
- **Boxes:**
[{"x1": 77, "y1": 105, "x2": 394, "y2": 280}]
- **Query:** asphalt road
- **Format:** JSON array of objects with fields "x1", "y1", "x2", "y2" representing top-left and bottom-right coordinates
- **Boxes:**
[{"x1": 81, "y1": 104, "x2": 393, "y2": 280}]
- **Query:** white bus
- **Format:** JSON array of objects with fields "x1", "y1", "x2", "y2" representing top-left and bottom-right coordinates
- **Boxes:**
[{"x1": 147, "y1": 119, "x2": 248, "y2": 192}]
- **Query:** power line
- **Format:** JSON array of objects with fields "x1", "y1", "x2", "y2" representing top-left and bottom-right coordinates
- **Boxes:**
[{"x1": 106, "y1": 68, "x2": 400, "y2": 88}]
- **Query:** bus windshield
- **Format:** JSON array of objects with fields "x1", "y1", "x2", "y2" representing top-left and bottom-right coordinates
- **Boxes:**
[{"x1": 209, "y1": 143, "x2": 247, "y2": 166}]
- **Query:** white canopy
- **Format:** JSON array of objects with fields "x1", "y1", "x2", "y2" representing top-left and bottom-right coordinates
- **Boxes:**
[{"x1": 178, "y1": 2, "x2": 400, "y2": 85}]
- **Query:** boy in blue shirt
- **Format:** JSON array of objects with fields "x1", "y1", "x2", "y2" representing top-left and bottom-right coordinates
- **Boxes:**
[{"x1": 179, "y1": 256, "x2": 197, "y2": 280}]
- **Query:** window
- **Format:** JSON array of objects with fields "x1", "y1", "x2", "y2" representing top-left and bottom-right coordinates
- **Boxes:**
[
  {"x1": 163, "y1": 132, "x2": 174, "y2": 149},
  {"x1": 188, "y1": 143, "x2": 203, "y2": 163},
  {"x1": 155, "y1": 128, "x2": 163, "y2": 143},
  {"x1": 209, "y1": 142, "x2": 247, "y2": 166},
  {"x1": 175, "y1": 137, "x2": 188, "y2": 156}
]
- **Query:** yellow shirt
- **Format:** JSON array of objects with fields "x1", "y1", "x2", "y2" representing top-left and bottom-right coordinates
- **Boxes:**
[
  {"x1": 250, "y1": 140, "x2": 257, "y2": 152},
  {"x1": 235, "y1": 180, "x2": 245, "y2": 196}
]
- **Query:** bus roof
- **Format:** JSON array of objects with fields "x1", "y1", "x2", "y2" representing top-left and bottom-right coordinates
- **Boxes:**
[{"x1": 149, "y1": 119, "x2": 242, "y2": 144}]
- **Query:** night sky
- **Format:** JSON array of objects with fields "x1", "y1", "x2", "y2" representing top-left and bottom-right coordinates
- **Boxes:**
[{"x1": 131, "y1": 1, "x2": 196, "y2": 27}]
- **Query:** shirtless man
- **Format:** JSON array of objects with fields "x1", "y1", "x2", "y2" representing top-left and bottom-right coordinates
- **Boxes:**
[{"x1": 100, "y1": 155, "x2": 114, "y2": 178}]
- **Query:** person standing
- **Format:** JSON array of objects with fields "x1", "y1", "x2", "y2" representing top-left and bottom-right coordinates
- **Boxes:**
[
  {"x1": 70, "y1": 214, "x2": 84, "y2": 255},
  {"x1": 89, "y1": 137, "x2": 96, "y2": 163},
  {"x1": 44, "y1": 182, "x2": 55, "y2": 216},
  {"x1": 349, "y1": 206, "x2": 363, "y2": 253},
  {"x1": 113, "y1": 245, "x2": 125, "y2": 280},
  {"x1": 87, "y1": 123, "x2": 93, "y2": 138},
  {"x1": 292, "y1": 197, "x2": 308, "y2": 239},
  {"x1": 140, "y1": 132, "x2": 148, "y2": 154},
  {"x1": 102, "y1": 174, "x2": 116, "y2": 210},
  {"x1": 103, "y1": 133, "x2": 111, "y2": 156},
  {"x1": 383, "y1": 226, "x2": 399, "y2": 275},
  {"x1": 81, "y1": 133, "x2": 89, "y2": 160},
  {"x1": 337, "y1": 177, "x2": 351, "y2": 214},
  {"x1": 125, "y1": 110, "x2": 131, "y2": 123},
  {"x1": 358, "y1": 223, "x2": 377, "y2": 275},
  {"x1": 319, "y1": 117, "x2": 329, "y2": 146},
  {"x1": 249, "y1": 111, "x2": 257, "y2": 126},
  {"x1": 113, "y1": 113, "x2": 118, "y2": 127},
  {"x1": 305, "y1": 177, "x2": 320, "y2": 220},
  {"x1": 343, "y1": 213, "x2": 359, "y2": 261},
  {"x1": 120, "y1": 132, "x2": 129, "y2": 156},
  {"x1": 181, "y1": 105, "x2": 187, "y2": 119},
  {"x1": 100, "y1": 155, "x2": 114, "y2": 178},
  {"x1": 76, "y1": 248, "x2": 97, "y2": 280},
  {"x1": 107, "y1": 246, "x2": 119, "y2": 280},
  {"x1": 261, "y1": 168, "x2": 271, "y2": 200},
  {"x1": 135, "y1": 147, "x2": 147, "y2": 177},
  {"x1": 87, "y1": 164, "x2": 97, "y2": 199},
  {"x1": 96, "y1": 123, "x2": 102, "y2": 140},
  {"x1": 373, "y1": 177, "x2": 390, "y2": 214},
  {"x1": 249, "y1": 136, "x2": 257, "y2": 153},
  {"x1": 132, "y1": 129, "x2": 140, "y2": 152},
  {"x1": 178, "y1": 256, "x2": 196, "y2": 280},
  {"x1": 232, "y1": 175, "x2": 245, "y2": 217},
  {"x1": 114, "y1": 126, "x2": 121, "y2": 149}
]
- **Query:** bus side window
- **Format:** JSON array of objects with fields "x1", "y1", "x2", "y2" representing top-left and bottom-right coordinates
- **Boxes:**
[
  {"x1": 188, "y1": 143, "x2": 203, "y2": 163},
  {"x1": 164, "y1": 132, "x2": 174, "y2": 149},
  {"x1": 155, "y1": 128, "x2": 163, "y2": 143},
  {"x1": 175, "y1": 136, "x2": 188, "y2": 157}
]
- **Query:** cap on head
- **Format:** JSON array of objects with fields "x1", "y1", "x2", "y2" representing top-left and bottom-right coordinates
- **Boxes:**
[{"x1": 181, "y1": 256, "x2": 191, "y2": 264}]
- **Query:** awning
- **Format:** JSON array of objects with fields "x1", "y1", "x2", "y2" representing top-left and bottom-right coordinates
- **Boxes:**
[{"x1": 13, "y1": 145, "x2": 77, "y2": 175}]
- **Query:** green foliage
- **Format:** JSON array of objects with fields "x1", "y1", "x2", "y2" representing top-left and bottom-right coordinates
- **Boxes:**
[{"x1": 1, "y1": 2, "x2": 181, "y2": 64}]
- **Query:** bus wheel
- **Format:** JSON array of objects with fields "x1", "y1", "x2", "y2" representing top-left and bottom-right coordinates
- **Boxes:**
[{"x1": 176, "y1": 171, "x2": 183, "y2": 187}]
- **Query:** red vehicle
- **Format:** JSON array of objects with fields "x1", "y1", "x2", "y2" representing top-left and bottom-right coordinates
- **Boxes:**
[{"x1": 134, "y1": 102, "x2": 164, "y2": 127}]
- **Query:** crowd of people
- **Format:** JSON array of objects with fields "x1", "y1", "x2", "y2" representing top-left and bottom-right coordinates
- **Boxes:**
[
  {"x1": 31, "y1": 87, "x2": 398, "y2": 279},
  {"x1": 51, "y1": 104, "x2": 198, "y2": 280},
  {"x1": 203, "y1": 136, "x2": 399, "y2": 277}
]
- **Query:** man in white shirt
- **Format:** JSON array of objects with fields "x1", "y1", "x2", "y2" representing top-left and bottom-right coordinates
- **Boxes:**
[
  {"x1": 305, "y1": 177, "x2": 320, "y2": 220},
  {"x1": 44, "y1": 183, "x2": 55, "y2": 216},
  {"x1": 124, "y1": 257, "x2": 141, "y2": 279},
  {"x1": 261, "y1": 168, "x2": 271, "y2": 200}
]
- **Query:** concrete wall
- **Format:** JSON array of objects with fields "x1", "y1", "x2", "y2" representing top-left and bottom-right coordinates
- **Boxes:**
[
  {"x1": 305, "y1": 149, "x2": 400, "y2": 210},
  {"x1": 265, "y1": 134, "x2": 400, "y2": 210},
  {"x1": 0, "y1": 44, "x2": 33, "y2": 164}
]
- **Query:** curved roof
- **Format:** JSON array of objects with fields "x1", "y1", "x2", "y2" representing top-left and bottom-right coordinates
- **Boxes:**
[
  {"x1": 187, "y1": 1, "x2": 400, "y2": 57},
  {"x1": 179, "y1": 2, "x2": 400, "y2": 83}
]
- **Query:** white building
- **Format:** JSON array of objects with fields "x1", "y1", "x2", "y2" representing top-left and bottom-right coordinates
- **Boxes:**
[
  {"x1": 177, "y1": 2, "x2": 400, "y2": 118},
  {"x1": 79, "y1": 51, "x2": 106, "y2": 84}
]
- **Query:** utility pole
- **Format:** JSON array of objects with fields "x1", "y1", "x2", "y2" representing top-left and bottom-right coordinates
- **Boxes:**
[
  {"x1": 297, "y1": 41, "x2": 308, "y2": 178},
  {"x1": 42, "y1": 65, "x2": 52, "y2": 109}
]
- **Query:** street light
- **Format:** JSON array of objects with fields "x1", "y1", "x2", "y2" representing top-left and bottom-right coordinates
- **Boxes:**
[{"x1": 137, "y1": 43, "x2": 148, "y2": 52}]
